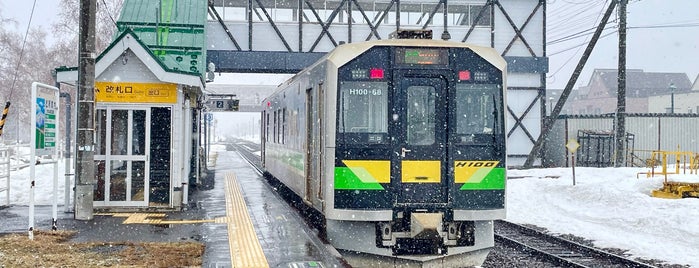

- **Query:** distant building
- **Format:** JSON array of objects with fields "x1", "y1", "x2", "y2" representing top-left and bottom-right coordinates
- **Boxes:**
[{"x1": 565, "y1": 69, "x2": 693, "y2": 114}]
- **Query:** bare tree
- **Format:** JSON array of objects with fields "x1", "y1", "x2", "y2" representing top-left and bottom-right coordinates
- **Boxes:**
[
  {"x1": 53, "y1": 0, "x2": 124, "y2": 60},
  {"x1": 0, "y1": 0, "x2": 123, "y2": 142}
]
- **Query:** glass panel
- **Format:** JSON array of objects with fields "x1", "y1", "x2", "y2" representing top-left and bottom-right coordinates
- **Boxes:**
[
  {"x1": 111, "y1": 110, "x2": 129, "y2": 155},
  {"x1": 131, "y1": 161, "x2": 145, "y2": 201},
  {"x1": 407, "y1": 86, "x2": 436, "y2": 145},
  {"x1": 94, "y1": 160, "x2": 105, "y2": 201},
  {"x1": 95, "y1": 109, "x2": 107, "y2": 155},
  {"x1": 110, "y1": 160, "x2": 127, "y2": 201},
  {"x1": 338, "y1": 81, "x2": 388, "y2": 133},
  {"x1": 455, "y1": 84, "x2": 499, "y2": 135},
  {"x1": 133, "y1": 110, "x2": 146, "y2": 155},
  {"x1": 470, "y1": 5, "x2": 491, "y2": 26}
]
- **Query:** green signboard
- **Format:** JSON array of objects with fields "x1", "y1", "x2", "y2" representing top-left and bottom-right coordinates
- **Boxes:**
[{"x1": 33, "y1": 84, "x2": 59, "y2": 156}]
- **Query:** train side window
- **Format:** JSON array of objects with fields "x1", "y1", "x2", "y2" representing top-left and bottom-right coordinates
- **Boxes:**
[
  {"x1": 273, "y1": 110, "x2": 278, "y2": 143},
  {"x1": 266, "y1": 113, "x2": 270, "y2": 142},
  {"x1": 277, "y1": 109, "x2": 282, "y2": 143},
  {"x1": 282, "y1": 108, "x2": 287, "y2": 144}
]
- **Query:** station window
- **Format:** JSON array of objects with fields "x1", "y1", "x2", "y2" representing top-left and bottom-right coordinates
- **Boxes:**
[{"x1": 209, "y1": 1, "x2": 492, "y2": 27}]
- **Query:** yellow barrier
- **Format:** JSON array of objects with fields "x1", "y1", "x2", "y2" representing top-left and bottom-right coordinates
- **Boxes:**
[
  {"x1": 635, "y1": 146, "x2": 699, "y2": 199},
  {"x1": 636, "y1": 148, "x2": 699, "y2": 181}
]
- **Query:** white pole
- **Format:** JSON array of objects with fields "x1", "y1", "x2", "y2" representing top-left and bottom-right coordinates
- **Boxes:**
[
  {"x1": 64, "y1": 156, "x2": 71, "y2": 212},
  {"x1": 52, "y1": 87, "x2": 60, "y2": 229},
  {"x1": 29, "y1": 83, "x2": 37, "y2": 240},
  {"x1": 5, "y1": 149, "x2": 10, "y2": 206},
  {"x1": 52, "y1": 161, "x2": 58, "y2": 230}
]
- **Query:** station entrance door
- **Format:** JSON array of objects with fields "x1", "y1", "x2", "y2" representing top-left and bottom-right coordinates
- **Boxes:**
[{"x1": 94, "y1": 106, "x2": 151, "y2": 207}]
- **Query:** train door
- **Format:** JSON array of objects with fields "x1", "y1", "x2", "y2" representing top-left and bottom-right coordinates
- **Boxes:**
[
  {"x1": 304, "y1": 87, "x2": 314, "y2": 204},
  {"x1": 393, "y1": 75, "x2": 449, "y2": 204},
  {"x1": 306, "y1": 83, "x2": 324, "y2": 207}
]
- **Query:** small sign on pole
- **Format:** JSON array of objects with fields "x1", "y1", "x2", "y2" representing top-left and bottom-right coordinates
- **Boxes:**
[{"x1": 566, "y1": 138, "x2": 580, "y2": 186}]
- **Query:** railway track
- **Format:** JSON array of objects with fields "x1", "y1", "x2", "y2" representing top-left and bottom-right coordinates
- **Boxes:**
[
  {"x1": 228, "y1": 141, "x2": 263, "y2": 174},
  {"x1": 227, "y1": 140, "x2": 658, "y2": 267},
  {"x1": 493, "y1": 220, "x2": 656, "y2": 268}
]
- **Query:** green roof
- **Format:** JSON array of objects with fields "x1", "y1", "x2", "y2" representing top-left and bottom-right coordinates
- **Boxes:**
[{"x1": 116, "y1": 0, "x2": 207, "y2": 77}]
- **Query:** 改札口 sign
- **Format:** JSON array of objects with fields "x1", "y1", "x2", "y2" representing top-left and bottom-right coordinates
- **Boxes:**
[{"x1": 94, "y1": 82, "x2": 177, "y2": 103}]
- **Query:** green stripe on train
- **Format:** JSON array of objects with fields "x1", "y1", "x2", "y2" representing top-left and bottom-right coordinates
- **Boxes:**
[
  {"x1": 334, "y1": 167, "x2": 385, "y2": 190},
  {"x1": 460, "y1": 168, "x2": 505, "y2": 190}
]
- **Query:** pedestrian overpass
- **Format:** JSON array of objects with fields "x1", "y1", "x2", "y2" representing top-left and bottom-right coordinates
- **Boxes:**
[{"x1": 205, "y1": 0, "x2": 548, "y2": 165}]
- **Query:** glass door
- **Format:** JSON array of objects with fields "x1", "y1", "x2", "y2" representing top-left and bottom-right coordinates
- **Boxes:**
[{"x1": 94, "y1": 107, "x2": 150, "y2": 207}]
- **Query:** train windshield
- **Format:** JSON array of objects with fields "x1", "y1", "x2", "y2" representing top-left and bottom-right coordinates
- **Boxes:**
[
  {"x1": 454, "y1": 84, "x2": 501, "y2": 139},
  {"x1": 338, "y1": 81, "x2": 389, "y2": 135}
]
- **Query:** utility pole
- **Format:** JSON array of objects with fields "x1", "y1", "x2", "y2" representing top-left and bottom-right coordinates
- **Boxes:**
[
  {"x1": 614, "y1": 0, "x2": 627, "y2": 167},
  {"x1": 75, "y1": 0, "x2": 96, "y2": 220},
  {"x1": 524, "y1": 1, "x2": 618, "y2": 168}
]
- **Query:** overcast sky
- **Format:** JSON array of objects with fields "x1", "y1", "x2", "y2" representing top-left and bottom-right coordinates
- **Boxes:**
[
  {"x1": 2, "y1": 0, "x2": 697, "y2": 89},
  {"x1": 547, "y1": 0, "x2": 699, "y2": 89}
]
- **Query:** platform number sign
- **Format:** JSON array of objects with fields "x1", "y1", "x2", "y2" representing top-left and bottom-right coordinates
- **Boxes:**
[{"x1": 208, "y1": 99, "x2": 239, "y2": 112}]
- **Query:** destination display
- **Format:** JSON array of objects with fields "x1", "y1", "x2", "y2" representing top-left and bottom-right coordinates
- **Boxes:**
[{"x1": 396, "y1": 47, "x2": 448, "y2": 65}]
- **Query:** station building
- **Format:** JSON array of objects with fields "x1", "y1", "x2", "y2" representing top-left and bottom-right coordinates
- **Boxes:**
[{"x1": 56, "y1": 0, "x2": 208, "y2": 210}]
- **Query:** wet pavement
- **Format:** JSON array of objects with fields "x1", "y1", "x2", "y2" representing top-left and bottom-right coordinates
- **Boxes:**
[{"x1": 0, "y1": 148, "x2": 345, "y2": 268}]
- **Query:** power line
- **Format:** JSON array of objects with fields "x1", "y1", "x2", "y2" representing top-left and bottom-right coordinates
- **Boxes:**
[
  {"x1": 8, "y1": 0, "x2": 38, "y2": 101},
  {"x1": 549, "y1": 30, "x2": 618, "y2": 57},
  {"x1": 628, "y1": 23, "x2": 699, "y2": 29},
  {"x1": 101, "y1": 0, "x2": 118, "y2": 28},
  {"x1": 548, "y1": 23, "x2": 616, "y2": 45},
  {"x1": 547, "y1": 0, "x2": 611, "y2": 78}
]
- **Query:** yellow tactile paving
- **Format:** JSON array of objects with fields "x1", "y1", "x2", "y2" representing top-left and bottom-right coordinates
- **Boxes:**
[
  {"x1": 96, "y1": 212, "x2": 219, "y2": 225},
  {"x1": 225, "y1": 172, "x2": 270, "y2": 268},
  {"x1": 92, "y1": 171, "x2": 269, "y2": 267}
]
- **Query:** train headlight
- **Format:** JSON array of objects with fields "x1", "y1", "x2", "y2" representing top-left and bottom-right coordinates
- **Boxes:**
[{"x1": 351, "y1": 69, "x2": 367, "y2": 79}]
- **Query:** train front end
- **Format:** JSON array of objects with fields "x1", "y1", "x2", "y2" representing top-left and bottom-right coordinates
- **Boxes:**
[{"x1": 325, "y1": 39, "x2": 507, "y2": 266}]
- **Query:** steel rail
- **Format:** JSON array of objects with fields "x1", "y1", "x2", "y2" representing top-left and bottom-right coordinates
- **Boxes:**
[{"x1": 494, "y1": 220, "x2": 656, "y2": 268}]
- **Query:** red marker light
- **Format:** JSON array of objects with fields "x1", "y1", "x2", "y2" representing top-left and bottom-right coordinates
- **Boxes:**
[
  {"x1": 459, "y1": 70, "x2": 471, "y2": 81},
  {"x1": 370, "y1": 68, "x2": 384, "y2": 79},
  {"x1": 267, "y1": 101, "x2": 271, "y2": 107}
]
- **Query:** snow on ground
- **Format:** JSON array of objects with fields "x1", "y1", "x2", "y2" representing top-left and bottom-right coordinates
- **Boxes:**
[
  {"x1": 2, "y1": 147, "x2": 697, "y2": 266},
  {"x1": 507, "y1": 167, "x2": 699, "y2": 267}
]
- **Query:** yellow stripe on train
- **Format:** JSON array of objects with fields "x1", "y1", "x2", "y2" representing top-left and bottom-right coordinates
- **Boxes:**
[
  {"x1": 401, "y1": 160, "x2": 441, "y2": 183},
  {"x1": 454, "y1": 161, "x2": 500, "y2": 184},
  {"x1": 342, "y1": 160, "x2": 391, "y2": 183}
]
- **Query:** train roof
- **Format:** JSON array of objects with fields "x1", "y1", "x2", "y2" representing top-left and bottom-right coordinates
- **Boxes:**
[
  {"x1": 274, "y1": 39, "x2": 507, "y2": 91},
  {"x1": 325, "y1": 39, "x2": 507, "y2": 72}
]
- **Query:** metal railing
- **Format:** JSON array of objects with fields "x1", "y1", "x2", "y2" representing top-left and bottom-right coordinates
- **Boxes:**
[{"x1": 0, "y1": 147, "x2": 10, "y2": 207}]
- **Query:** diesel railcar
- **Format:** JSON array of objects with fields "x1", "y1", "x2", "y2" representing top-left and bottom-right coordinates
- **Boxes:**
[{"x1": 261, "y1": 36, "x2": 506, "y2": 266}]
